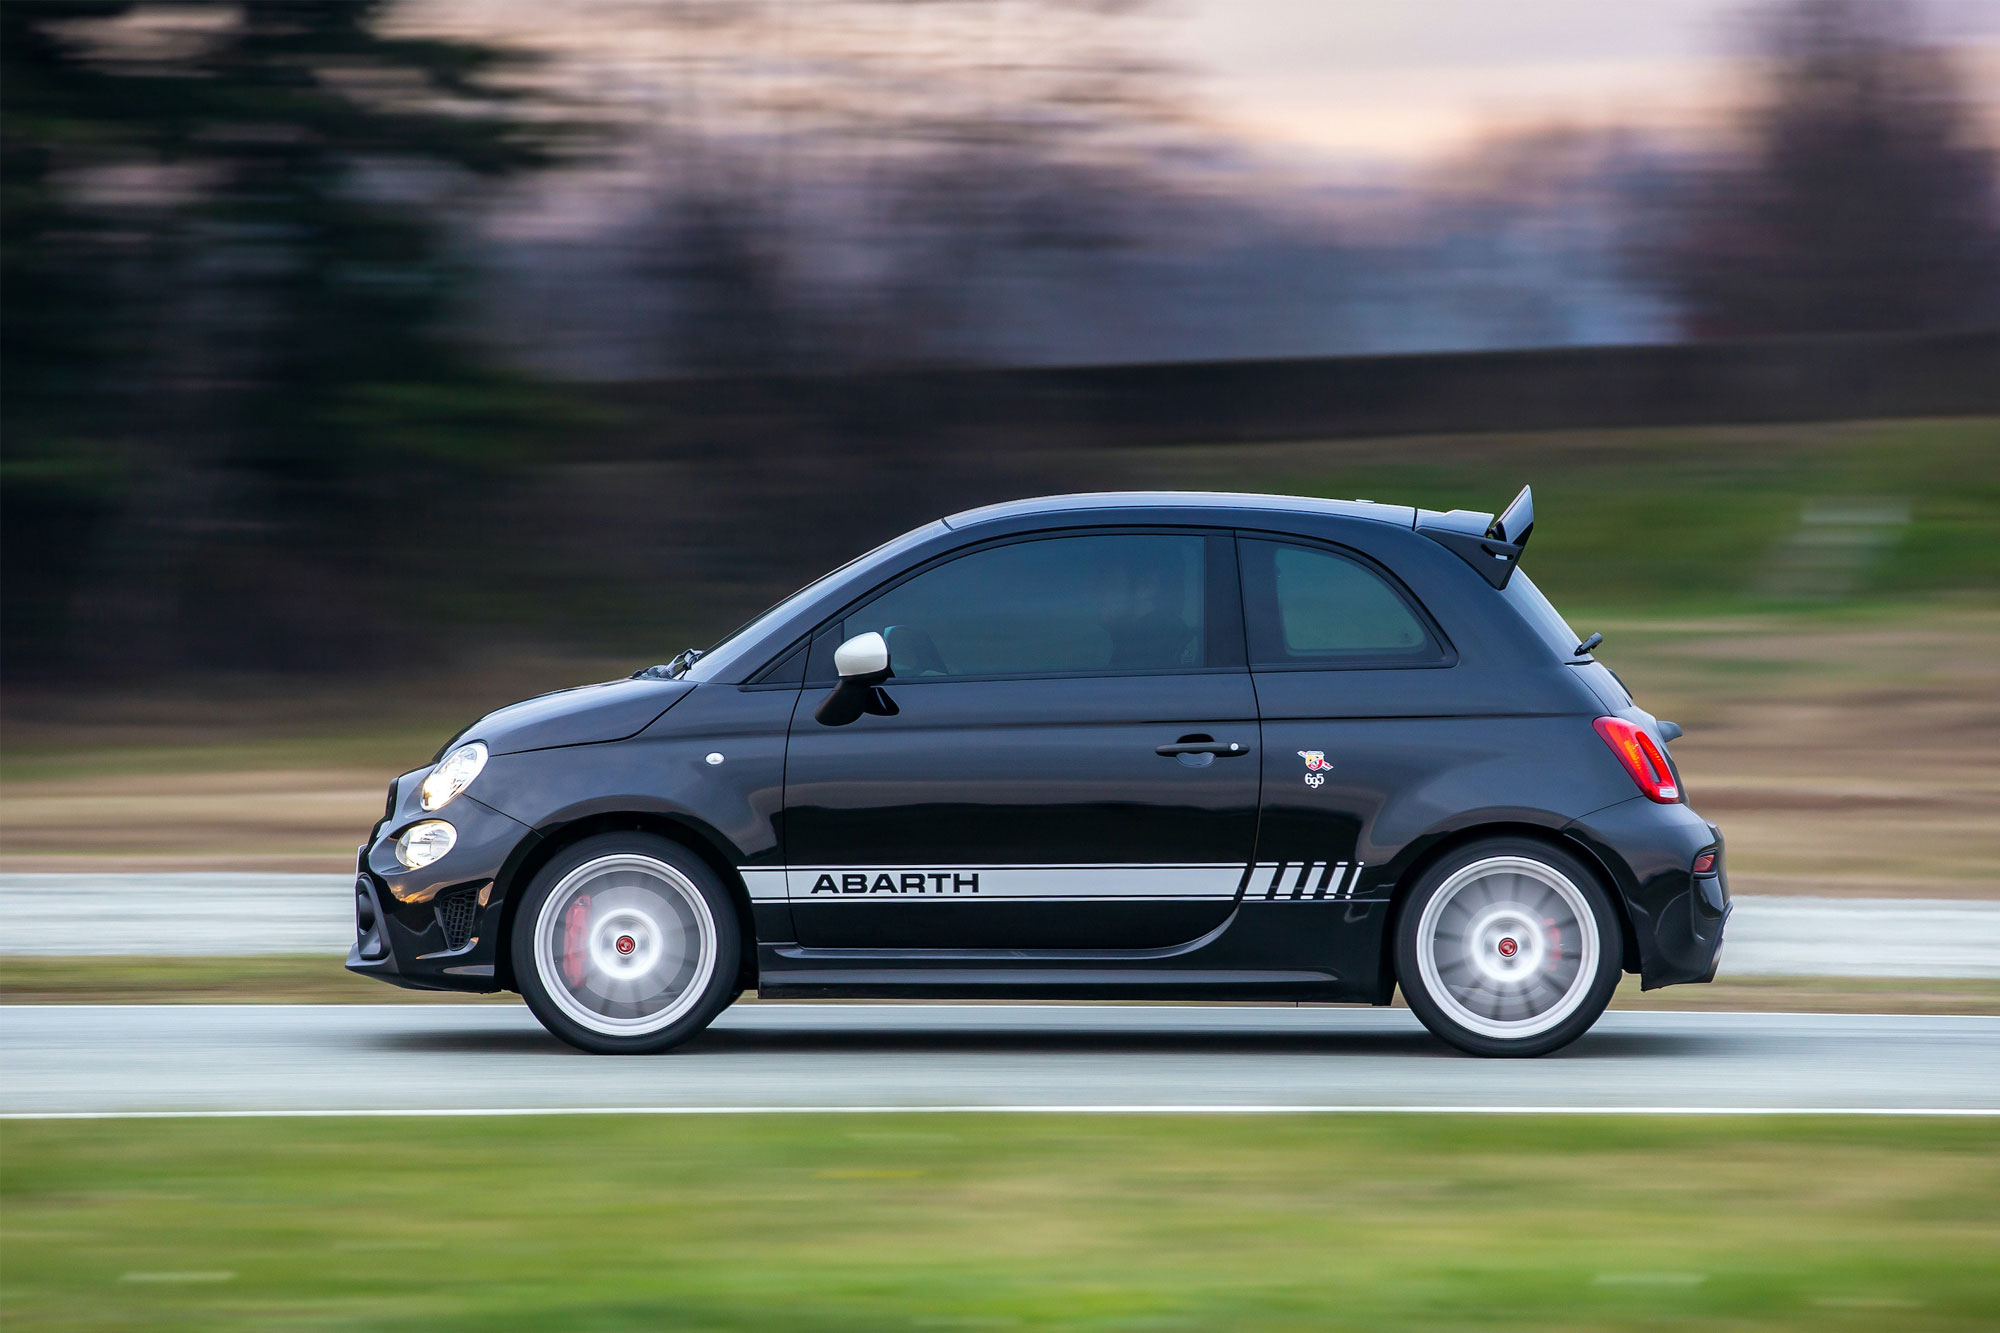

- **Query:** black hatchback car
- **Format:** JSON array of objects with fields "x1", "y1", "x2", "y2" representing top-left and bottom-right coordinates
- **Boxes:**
[{"x1": 349, "y1": 488, "x2": 1727, "y2": 1057}]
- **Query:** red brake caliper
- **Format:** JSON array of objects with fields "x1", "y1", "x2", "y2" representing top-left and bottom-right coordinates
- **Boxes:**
[
  {"x1": 1543, "y1": 916, "x2": 1564, "y2": 967},
  {"x1": 561, "y1": 895, "x2": 592, "y2": 987}
]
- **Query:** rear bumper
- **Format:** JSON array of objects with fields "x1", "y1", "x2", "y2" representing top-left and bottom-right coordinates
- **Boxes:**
[{"x1": 1564, "y1": 796, "x2": 1729, "y2": 989}]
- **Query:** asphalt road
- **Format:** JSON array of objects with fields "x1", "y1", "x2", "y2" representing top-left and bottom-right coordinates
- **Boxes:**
[
  {"x1": 4, "y1": 1004, "x2": 1997, "y2": 1116},
  {"x1": 3, "y1": 874, "x2": 1998, "y2": 975}
]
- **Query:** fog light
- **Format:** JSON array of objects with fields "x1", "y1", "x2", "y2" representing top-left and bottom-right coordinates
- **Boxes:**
[
  {"x1": 1692, "y1": 850, "x2": 1717, "y2": 876},
  {"x1": 396, "y1": 820, "x2": 457, "y2": 869}
]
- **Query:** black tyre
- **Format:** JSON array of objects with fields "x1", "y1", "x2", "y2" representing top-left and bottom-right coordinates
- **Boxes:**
[
  {"x1": 1395, "y1": 838, "x2": 1622, "y2": 1057},
  {"x1": 512, "y1": 833, "x2": 741, "y2": 1054}
]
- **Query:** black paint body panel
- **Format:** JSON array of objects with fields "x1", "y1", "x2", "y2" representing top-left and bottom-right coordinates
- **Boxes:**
[
  {"x1": 785, "y1": 672, "x2": 1259, "y2": 949},
  {"x1": 461, "y1": 677, "x2": 693, "y2": 756},
  {"x1": 1564, "y1": 796, "x2": 1730, "y2": 989},
  {"x1": 345, "y1": 493, "x2": 1726, "y2": 1003}
]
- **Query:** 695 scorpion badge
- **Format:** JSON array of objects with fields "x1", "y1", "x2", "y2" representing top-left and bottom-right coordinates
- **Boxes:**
[{"x1": 1298, "y1": 750, "x2": 1331, "y2": 787}]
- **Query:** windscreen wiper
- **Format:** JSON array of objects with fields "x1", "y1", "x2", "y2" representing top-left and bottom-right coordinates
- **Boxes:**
[{"x1": 632, "y1": 647, "x2": 704, "y2": 680}]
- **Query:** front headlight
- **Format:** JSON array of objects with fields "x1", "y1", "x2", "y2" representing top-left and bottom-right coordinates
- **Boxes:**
[
  {"x1": 396, "y1": 820, "x2": 457, "y2": 869},
  {"x1": 420, "y1": 742, "x2": 488, "y2": 812}
]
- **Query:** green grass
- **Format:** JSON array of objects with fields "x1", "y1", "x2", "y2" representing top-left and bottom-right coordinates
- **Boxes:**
[
  {"x1": 0, "y1": 955, "x2": 511, "y2": 1004},
  {"x1": 0, "y1": 729, "x2": 440, "y2": 786},
  {"x1": 3, "y1": 1115, "x2": 1996, "y2": 1330},
  {"x1": 1161, "y1": 415, "x2": 2000, "y2": 621}
]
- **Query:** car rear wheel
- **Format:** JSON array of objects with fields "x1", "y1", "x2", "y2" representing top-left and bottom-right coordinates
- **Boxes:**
[
  {"x1": 1396, "y1": 839, "x2": 1622, "y2": 1057},
  {"x1": 513, "y1": 833, "x2": 741, "y2": 1054}
]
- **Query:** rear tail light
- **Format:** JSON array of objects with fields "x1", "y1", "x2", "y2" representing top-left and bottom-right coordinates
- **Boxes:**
[
  {"x1": 1593, "y1": 717, "x2": 1682, "y2": 803},
  {"x1": 1692, "y1": 851, "x2": 1717, "y2": 875}
]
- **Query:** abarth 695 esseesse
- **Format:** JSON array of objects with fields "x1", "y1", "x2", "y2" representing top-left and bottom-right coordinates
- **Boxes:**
[{"x1": 349, "y1": 488, "x2": 1728, "y2": 1057}]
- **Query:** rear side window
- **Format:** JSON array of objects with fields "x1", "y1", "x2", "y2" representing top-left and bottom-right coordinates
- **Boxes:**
[
  {"x1": 839, "y1": 533, "x2": 1210, "y2": 680},
  {"x1": 1239, "y1": 538, "x2": 1444, "y2": 668}
]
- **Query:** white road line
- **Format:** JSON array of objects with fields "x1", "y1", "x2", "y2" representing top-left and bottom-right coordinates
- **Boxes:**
[{"x1": 7, "y1": 1105, "x2": 1999, "y2": 1121}]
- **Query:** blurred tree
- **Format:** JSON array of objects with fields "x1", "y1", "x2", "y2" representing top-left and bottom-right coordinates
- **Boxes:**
[
  {"x1": 1641, "y1": 0, "x2": 2000, "y2": 337},
  {"x1": 502, "y1": 0, "x2": 1186, "y2": 376},
  {"x1": 515, "y1": 0, "x2": 1192, "y2": 608},
  {"x1": 2, "y1": 1, "x2": 576, "y2": 678}
]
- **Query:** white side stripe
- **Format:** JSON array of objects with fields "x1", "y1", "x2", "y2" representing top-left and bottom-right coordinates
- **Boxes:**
[
  {"x1": 738, "y1": 869, "x2": 789, "y2": 902},
  {"x1": 739, "y1": 862, "x2": 1367, "y2": 902},
  {"x1": 786, "y1": 865, "x2": 1243, "y2": 900},
  {"x1": 1254, "y1": 862, "x2": 1363, "y2": 901}
]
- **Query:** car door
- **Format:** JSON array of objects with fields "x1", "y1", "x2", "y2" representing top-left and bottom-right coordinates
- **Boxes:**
[
  {"x1": 782, "y1": 529, "x2": 1260, "y2": 950},
  {"x1": 1238, "y1": 534, "x2": 1457, "y2": 902}
]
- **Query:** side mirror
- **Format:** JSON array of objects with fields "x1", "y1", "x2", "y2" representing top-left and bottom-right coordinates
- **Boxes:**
[
  {"x1": 815, "y1": 632, "x2": 899, "y2": 726},
  {"x1": 833, "y1": 631, "x2": 889, "y2": 681}
]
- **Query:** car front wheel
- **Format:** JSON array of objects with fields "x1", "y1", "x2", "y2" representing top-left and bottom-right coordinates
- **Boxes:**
[
  {"x1": 1395, "y1": 839, "x2": 1622, "y2": 1057},
  {"x1": 512, "y1": 833, "x2": 741, "y2": 1054}
]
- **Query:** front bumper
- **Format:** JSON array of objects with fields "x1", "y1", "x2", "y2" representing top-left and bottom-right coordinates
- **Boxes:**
[
  {"x1": 1564, "y1": 796, "x2": 1729, "y2": 989},
  {"x1": 346, "y1": 784, "x2": 540, "y2": 993}
]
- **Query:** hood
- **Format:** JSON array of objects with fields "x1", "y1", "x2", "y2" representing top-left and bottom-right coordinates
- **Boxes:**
[{"x1": 455, "y1": 677, "x2": 693, "y2": 757}]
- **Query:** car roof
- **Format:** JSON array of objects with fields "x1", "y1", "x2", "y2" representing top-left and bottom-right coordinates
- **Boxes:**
[
  {"x1": 942, "y1": 491, "x2": 1418, "y2": 531},
  {"x1": 688, "y1": 492, "x2": 1423, "y2": 684}
]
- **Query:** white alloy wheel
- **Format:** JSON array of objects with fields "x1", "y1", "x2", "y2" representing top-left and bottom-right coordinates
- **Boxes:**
[
  {"x1": 530, "y1": 853, "x2": 719, "y2": 1037},
  {"x1": 1413, "y1": 854, "x2": 1601, "y2": 1041}
]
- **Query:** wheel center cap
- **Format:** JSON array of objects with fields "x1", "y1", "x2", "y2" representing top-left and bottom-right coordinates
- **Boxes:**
[
  {"x1": 615, "y1": 934, "x2": 637, "y2": 956},
  {"x1": 1497, "y1": 936, "x2": 1519, "y2": 958}
]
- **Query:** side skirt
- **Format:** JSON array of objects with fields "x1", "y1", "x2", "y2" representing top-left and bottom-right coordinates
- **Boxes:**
[
  {"x1": 752, "y1": 899, "x2": 1393, "y2": 1003},
  {"x1": 754, "y1": 973, "x2": 1365, "y2": 1002}
]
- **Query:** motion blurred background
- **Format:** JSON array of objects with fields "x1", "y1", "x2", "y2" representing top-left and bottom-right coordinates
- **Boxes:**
[
  {"x1": 6, "y1": 6, "x2": 2000, "y2": 1330},
  {"x1": 4, "y1": 0, "x2": 1997, "y2": 893}
]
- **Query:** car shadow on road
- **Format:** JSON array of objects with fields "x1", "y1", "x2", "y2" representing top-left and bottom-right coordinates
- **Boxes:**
[
  {"x1": 680, "y1": 1027, "x2": 1704, "y2": 1058},
  {"x1": 368, "y1": 1027, "x2": 578, "y2": 1054},
  {"x1": 368, "y1": 1025, "x2": 1705, "y2": 1059}
]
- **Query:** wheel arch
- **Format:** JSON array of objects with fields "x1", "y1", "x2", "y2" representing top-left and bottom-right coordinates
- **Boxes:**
[
  {"x1": 1375, "y1": 820, "x2": 1640, "y2": 1003},
  {"x1": 491, "y1": 811, "x2": 758, "y2": 994}
]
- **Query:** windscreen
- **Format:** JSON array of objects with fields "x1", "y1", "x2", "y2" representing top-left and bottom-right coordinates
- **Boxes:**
[{"x1": 681, "y1": 521, "x2": 950, "y2": 682}]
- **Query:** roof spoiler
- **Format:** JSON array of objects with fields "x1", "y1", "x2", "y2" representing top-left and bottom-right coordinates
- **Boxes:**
[{"x1": 1416, "y1": 485, "x2": 1535, "y2": 589}]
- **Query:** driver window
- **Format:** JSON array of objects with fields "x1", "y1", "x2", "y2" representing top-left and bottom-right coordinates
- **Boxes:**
[{"x1": 842, "y1": 534, "x2": 1206, "y2": 680}]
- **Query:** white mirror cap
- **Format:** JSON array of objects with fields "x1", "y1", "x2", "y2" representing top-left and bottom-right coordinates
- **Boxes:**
[{"x1": 833, "y1": 631, "x2": 890, "y2": 679}]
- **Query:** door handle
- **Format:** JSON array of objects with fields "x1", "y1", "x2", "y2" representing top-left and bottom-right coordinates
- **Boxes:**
[{"x1": 1156, "y1": 737, "x2": 1252, "y2": 757}]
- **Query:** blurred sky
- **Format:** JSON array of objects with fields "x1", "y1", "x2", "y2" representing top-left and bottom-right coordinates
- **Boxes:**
[
  {"x1": 1167, "y1": 0, "x2": 2000, "y2": 169},
  {"x1": 408, "y1": 0, "x2": 2000, "y2": 182},
  {"x1": 378, "y1": 0, "x2": 2000, "y2": 373}
]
